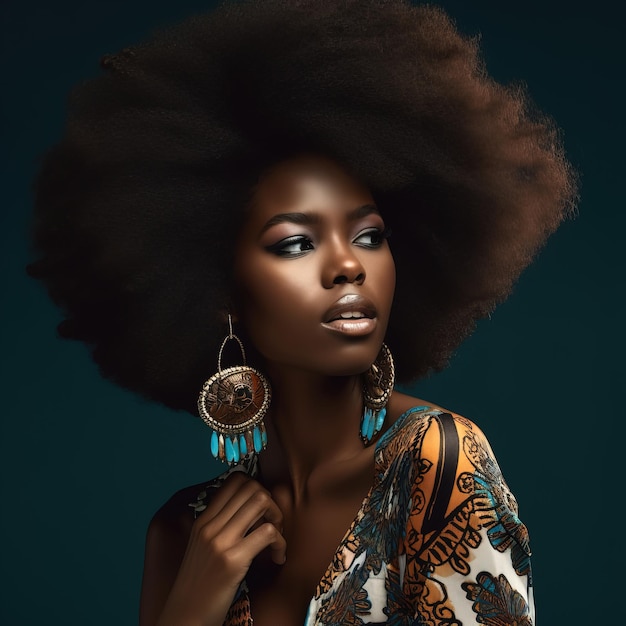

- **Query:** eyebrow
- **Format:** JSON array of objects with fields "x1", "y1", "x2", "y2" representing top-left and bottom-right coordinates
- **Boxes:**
[{"x1": 260, "y1": 203, "x2": 380, "y2": 234}]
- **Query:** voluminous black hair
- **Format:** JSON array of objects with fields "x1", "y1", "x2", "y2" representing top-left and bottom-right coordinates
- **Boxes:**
[{"x1": 28, "y1": 0, "x2": 577, "y2": 415}]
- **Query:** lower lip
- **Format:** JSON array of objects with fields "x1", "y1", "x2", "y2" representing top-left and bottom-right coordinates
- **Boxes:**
[{"x1": 321, "y1": 318, "x2": 377, "y2": 336}]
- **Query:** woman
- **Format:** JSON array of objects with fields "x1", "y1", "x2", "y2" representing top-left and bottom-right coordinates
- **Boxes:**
[{"x1": 27, "y1": 1, "x2": 577, "y2": 624}]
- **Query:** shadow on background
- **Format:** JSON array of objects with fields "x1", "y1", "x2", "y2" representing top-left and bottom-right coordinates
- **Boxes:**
[{"x1": 1, "y1": 0, "x2": 622, "y2": 623}]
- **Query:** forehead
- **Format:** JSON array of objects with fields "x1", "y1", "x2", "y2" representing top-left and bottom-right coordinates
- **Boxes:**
[{"x1": 248, "y1": 154, "x2": 374, "y2": 217}]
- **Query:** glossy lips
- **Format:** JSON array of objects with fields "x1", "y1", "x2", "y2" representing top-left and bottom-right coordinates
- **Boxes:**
[{"x1": 321, "y1": 294, "x2": 377, "y2": 336}]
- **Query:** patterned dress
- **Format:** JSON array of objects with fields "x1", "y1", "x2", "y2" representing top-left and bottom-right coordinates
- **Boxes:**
[{"x1": 188, "y1": 405, "x2": 534, "y2": 625}]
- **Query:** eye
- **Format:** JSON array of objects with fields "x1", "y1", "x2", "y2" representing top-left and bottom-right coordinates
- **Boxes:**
[
  {"x1": 353, "y1": 227, "x2": 391, "y2": 249},
  {"x1": 265, "y1": 235, "x2": 315, "y2": 257}
]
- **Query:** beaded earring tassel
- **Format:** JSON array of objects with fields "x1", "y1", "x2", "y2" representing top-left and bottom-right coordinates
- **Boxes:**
[{"x1": 360, "y1": 343, "x2": 395, "y2": 446}]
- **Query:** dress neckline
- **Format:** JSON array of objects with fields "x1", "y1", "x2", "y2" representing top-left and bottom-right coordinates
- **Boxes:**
[
  {"x1": 315, "y1": 403, "x2": 434, "y2": 566},
  {"x1": 250, "y1": 403, "x2": 438, "y2": 625}
]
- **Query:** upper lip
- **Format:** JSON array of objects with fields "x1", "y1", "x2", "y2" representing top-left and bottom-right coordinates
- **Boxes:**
[{"x1": 322, "y1": 294, "x2": 377, "y2": 323}]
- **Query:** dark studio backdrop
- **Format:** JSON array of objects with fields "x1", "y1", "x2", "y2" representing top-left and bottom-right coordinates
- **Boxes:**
[{"x1": 1, "y1": 1, "x2": 622, "y2": 623}]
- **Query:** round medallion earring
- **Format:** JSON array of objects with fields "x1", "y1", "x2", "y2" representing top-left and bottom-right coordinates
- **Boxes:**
[
  {"x1": 360, "y1": 342, "x2": 395, "y2": 446},
  {"x1": 197, "y1": 315, "x2": 272, "y2": 465}
]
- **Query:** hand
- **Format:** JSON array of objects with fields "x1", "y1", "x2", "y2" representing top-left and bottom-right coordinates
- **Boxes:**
[{"x1": 156, "y1": 471, "x2": 287, "y2": 626}]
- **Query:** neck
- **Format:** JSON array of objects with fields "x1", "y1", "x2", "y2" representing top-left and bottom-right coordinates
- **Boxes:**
[{"x1": 258, "y1": 364, "x2": 367, "y2": 501}]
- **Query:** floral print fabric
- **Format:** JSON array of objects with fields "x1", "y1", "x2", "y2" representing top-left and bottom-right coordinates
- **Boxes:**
[{"x1": 193, "y1": 405, "x2": 534, "y2": 625}]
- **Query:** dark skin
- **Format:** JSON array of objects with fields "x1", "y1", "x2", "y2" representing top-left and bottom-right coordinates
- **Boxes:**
[{"x1": 139, "y1": 154, "x2": 444, "y2": 626}]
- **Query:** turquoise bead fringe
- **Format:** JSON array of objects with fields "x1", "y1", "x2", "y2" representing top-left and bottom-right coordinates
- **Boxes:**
[
  {"x1": 361, "y1": 407, "x2": 372, "y2": 438},
  {"x1": 225, "y1": 437, "x2": 235, "y2": 463},
  {"x1": 210, "y1": 430, "x2": 219, "y2": 458},
  {"x1": 208, "y1": 422, "x2": 267, "y2": 466},
  {"x1": 360, "y1": 406, "x2": 387, "y2": 444},
  {"x1": 220, "y1": 435, "x2": 242, "y2": 464}
]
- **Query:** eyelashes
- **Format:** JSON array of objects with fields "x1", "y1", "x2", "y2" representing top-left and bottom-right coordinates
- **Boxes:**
[
  {"x1": 265, "y1": 227, "x2": 392, "y2": 258},
  {"x1": 265, "y1": 235, "x2": 315, "y2": 257},
  {"x1": 355, "y1": 226, "x2": 392, "y2": 248}
]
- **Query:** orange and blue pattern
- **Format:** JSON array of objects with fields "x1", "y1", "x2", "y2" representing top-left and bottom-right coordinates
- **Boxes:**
[{"x1": 194, "y1": 405, "x2": 534, "y2": 625}]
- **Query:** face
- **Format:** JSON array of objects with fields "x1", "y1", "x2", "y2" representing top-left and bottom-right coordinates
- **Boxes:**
[{"x1": 233, "y1": 154, "x2": 396, "y2": 378}]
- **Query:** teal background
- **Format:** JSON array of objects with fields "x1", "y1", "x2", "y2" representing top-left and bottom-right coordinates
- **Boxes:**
[{"x1": 1, "y1": 1, "x2": 622, "y2": 623}]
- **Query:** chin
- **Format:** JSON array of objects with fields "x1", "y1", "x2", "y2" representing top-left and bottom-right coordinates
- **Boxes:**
[
  {"x1": 320, "y1": 342, "x2": 382, "y2": 377},
  {"x1": 257, "y1": 331, "x2": 386, "y2": 378}
]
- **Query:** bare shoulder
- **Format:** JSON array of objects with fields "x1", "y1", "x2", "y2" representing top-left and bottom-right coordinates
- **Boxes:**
[
  {"x1": 389, "y1": 391, "x2": 486, "y2": 429},
  {"x1": 388, "y1": 390, "x2": 449, "y2": 421}
]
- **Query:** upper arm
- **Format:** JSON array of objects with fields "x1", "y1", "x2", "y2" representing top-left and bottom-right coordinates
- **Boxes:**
[
  {"x1": 405, "y1": 411, "x2": 534, "y2": 624},
  {"x1": 138, "y1": 488, "x2": 198, "y2": 626}
]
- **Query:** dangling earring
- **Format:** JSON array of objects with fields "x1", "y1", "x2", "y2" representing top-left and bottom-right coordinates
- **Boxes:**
[
  {"x1": 360, "y1": 343, "x2": 395, "y2": 446},
  {"x1": 197, "y1": 315, "x2": 272, "y2": 465}
]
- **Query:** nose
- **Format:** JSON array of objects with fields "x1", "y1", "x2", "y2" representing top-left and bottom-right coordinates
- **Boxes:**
[{"x1": 322, "y1": 239, "x2": 366, "y2": 288}]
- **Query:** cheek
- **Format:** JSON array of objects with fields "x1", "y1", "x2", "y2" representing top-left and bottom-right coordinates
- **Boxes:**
[
  {"x1": 369, "y1": 250, "x2": 396, "y2": 320},
  {"x1": 234, "y1": 256, "x2": 320, "y2": 354}
]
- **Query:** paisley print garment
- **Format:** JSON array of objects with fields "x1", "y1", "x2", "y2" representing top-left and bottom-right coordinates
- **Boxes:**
[{"x1": 191, "y1": 406, "x2": 534, "y2": 625}]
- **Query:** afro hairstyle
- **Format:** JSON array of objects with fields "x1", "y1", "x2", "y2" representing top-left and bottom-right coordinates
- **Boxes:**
[{"x1": 28, "y1": 0, "x2": 578, "y2": 415}]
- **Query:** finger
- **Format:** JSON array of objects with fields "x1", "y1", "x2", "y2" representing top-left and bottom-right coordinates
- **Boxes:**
[
  {"x1": 197, "y1": 471, "x2": 253, "y2": 521},
  {"x1": 195, "y1": 473, "x2": 265, "y2": 529},
  {"x1": 195, "y1": 479, "x2": 284, "y2": 550},
  {"x1": 235, "y1": 522, "x2": 287, "y2": 565},
  {"x1": 219, "y1": 486, "x2": 284, "y2": 542}
]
